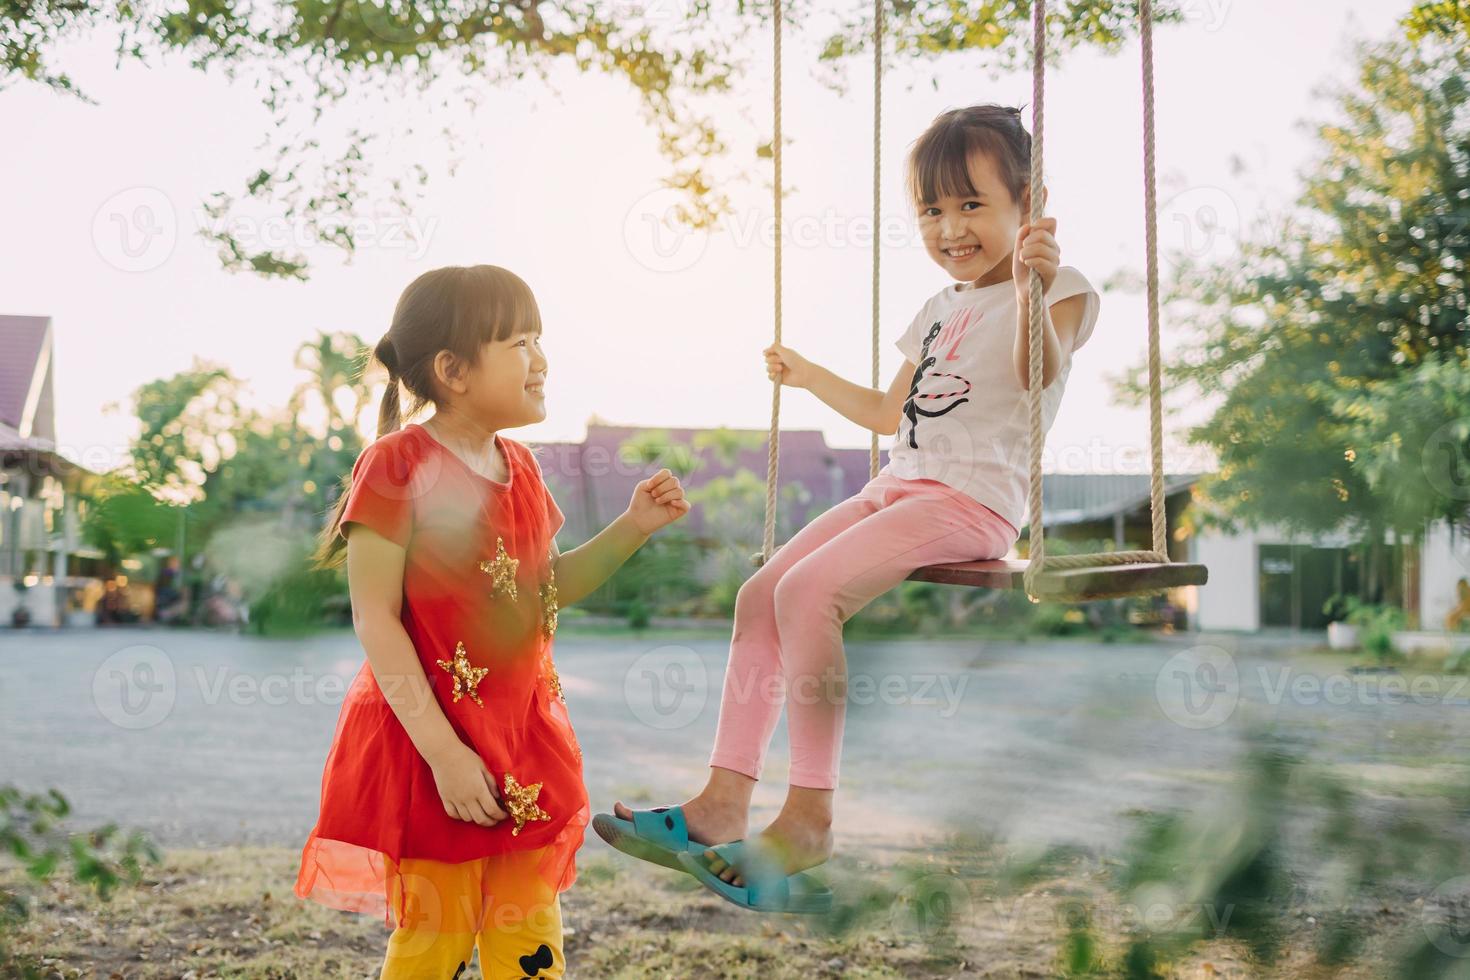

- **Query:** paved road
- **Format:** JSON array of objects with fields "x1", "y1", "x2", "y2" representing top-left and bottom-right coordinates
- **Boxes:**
[{"x1": 3, "y1": 625, "x2": 1468, "y2": 863}]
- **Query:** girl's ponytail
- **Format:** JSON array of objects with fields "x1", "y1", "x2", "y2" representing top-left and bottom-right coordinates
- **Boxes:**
[
  {"x1": 311, "y1": 333, "x2": 406, "y2": 570},
  {"x1": 373, "y1": 334, "x2": 403, "y2": 438}
]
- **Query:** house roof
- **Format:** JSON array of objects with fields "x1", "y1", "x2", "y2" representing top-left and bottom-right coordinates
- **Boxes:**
[
  {"x1": 0, "y1": 315, "x2": 102, "y2": 491},
  {"x1": 0, "y1": 315, "x2": 55, "y2": 443},
  {"x1": 1039, "y1": 473, "x2": 1205, "y2": 525}
]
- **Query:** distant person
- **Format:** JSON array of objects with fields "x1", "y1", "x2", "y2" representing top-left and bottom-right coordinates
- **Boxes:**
[
  {"x1": 1449, "y1": 579, "x2": 1470, "y2": 632},
  {"x1": 152, "y1": 555, "x2": 184, "y2": 624},
  {"x1": 97, "y1": 579, "x2": 129, "y2": 625},
  {"x1": 293, "y1": 265, "x2": 691, "y2": 978}
]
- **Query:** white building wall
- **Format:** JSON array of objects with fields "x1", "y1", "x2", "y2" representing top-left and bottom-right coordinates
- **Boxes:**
[
  {"x1": 0, "y1": 582, "x2": 60, "y2": 627},
  {"x1": 1194, "y1": 519, "x2": 1468, "y2": 634},
  {"x1": 1422, "y1": 521, "x2": 1470, "y2": 630},
  {"x1": 1194, "y1": 528, "x2": 1260, "y2": 632}
]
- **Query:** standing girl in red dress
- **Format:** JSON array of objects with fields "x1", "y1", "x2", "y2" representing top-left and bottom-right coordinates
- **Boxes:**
[{"x1": 295, "y1": 264, "x2": 691, "y2": 978}]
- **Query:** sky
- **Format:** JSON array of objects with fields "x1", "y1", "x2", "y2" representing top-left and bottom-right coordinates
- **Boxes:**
[{"x1": 0, "y1": 0, "x2": 1407, "y2": 478}]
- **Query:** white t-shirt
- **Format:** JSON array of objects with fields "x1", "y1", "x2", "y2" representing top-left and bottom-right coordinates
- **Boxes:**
[{"x1": 883, "y1": 266, "x2": 1101, "y2": 532}]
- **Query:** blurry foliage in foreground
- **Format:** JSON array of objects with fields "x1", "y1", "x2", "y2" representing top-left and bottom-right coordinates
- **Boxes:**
[
  {"x1": 813, "y1": 732, "x2": 1470, "y2": 978},
  {"x1": 0, "y1": 785, "x2": 159, "y2": 980}
]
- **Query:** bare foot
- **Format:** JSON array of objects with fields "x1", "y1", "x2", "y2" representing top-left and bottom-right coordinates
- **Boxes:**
[
  {"x1": 701, "y1": 813, "x2": 833, "y2": 886},
  {"x1": 613, "y1": 793, "x2": 748, "y2": 848}
]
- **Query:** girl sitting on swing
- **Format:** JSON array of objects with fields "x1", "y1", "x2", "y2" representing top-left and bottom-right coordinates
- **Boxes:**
[{"x1": 598, "y1": 103, "x2": 1101, "y2": 912}]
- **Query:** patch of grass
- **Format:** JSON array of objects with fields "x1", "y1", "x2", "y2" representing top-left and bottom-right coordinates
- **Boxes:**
[
  {"x1": 3, "y1": 833, "x2": 1445, "y2": 978},
  {"x1": 1, "y1": 847, "x2": 387, "y2": 978},
  {"x1": 2, "y1": 846, "x2": 980, "y2": 978}
]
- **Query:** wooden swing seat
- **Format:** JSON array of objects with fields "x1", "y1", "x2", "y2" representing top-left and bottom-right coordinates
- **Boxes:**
[{"x1": 908, "y1": 558, "x2": 1209, "y2": 601}]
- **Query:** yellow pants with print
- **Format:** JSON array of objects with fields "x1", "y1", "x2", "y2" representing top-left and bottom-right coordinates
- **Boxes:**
[{"x1": 379, "y1": 851, "x2": 564, "y2": 979}]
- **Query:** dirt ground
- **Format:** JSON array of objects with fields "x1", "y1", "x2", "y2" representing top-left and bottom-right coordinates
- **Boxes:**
[{"x1": 1, "y1": 842, "x2": 1435, "y2": 979}]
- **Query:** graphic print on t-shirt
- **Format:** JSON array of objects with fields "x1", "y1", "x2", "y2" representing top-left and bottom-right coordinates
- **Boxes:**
[{"x1": 902, "y1": 306, "x2": 977, "y2": 449}]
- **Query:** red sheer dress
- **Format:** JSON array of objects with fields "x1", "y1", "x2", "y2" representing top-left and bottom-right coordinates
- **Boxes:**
[{"x1": 294, "y1": 423, "x2": 586, "y2": 928}]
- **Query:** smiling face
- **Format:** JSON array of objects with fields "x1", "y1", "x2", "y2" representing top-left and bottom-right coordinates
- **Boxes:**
[
  {"x1": 467, "y1": 325, "x2": 549, "y2": 429},
  {"x1": 433, "y1": 323, "x2": 549, "y2": 431},
  {"x1": 916, "y1": 149, "x2": 1028, "y2": 289}
]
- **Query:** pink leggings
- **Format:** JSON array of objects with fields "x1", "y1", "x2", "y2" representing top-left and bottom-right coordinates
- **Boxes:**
[{"x1": 707, "y1": 471, "x2": 1019, "y2": 790}]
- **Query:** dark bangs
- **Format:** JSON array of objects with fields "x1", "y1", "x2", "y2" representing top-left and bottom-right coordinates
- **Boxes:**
[
  {"x1": 452, "y1": 265, "x2": 542, "y2": 349},
  {"x1": 906, "y1": 105, "x2": 1032, "y2": 207}
]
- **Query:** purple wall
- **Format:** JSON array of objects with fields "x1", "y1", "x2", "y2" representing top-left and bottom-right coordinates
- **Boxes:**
[{"x1": 531, "y1": 424, "x2": 888, "y2": 543}]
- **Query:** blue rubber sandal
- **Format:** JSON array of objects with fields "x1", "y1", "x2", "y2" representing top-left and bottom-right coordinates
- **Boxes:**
[
  {"x1": 591, "y1": 805, "x2": 711, "y2": 872},
  {"x1": 676, "y1": 840, "x2": 834, "y2": 914}
]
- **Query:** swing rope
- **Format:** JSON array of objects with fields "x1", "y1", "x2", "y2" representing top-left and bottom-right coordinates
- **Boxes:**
[
  {"x1": 760, "y1": 0, "x2": 1176, "y2": 603},
  {"x1": 870, "y1": 0, "x2": 884, "y2": 480},
  {"x1": 761, "y1": 0, "x2": 882, "y2": 562},
  {"x1": 1020, "y1": 0, "x2": 1172, "y2": 601},
  {"x1": 761, "y1": 0, "x2": 785, "y2": 563}
]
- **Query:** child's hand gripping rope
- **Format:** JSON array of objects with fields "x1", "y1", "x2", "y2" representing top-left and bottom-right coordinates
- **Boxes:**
[
  {"x1": 1012, "y1": 216, "x2": 1061, "y2": 296},
  {"x1": 763, "y1": 343, "x2": 817, "y2": 389}
]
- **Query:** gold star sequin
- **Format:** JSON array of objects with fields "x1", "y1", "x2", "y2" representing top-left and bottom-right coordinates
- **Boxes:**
[
  {"x1": 435, "y1": 641, "x2": 489, "y2": 707},
  {"x1": 501, "y1": 772, "x2": 551, "y2": 836},
  {"x1": 544, "y1": 658, "x2": 565, "y2": 704},
  {"x1": 539, "y1": 570, "x2": 559, "y2": 640},
  {"x1": 479, "y1": 537, "x2": 519, "y2": 600}
]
